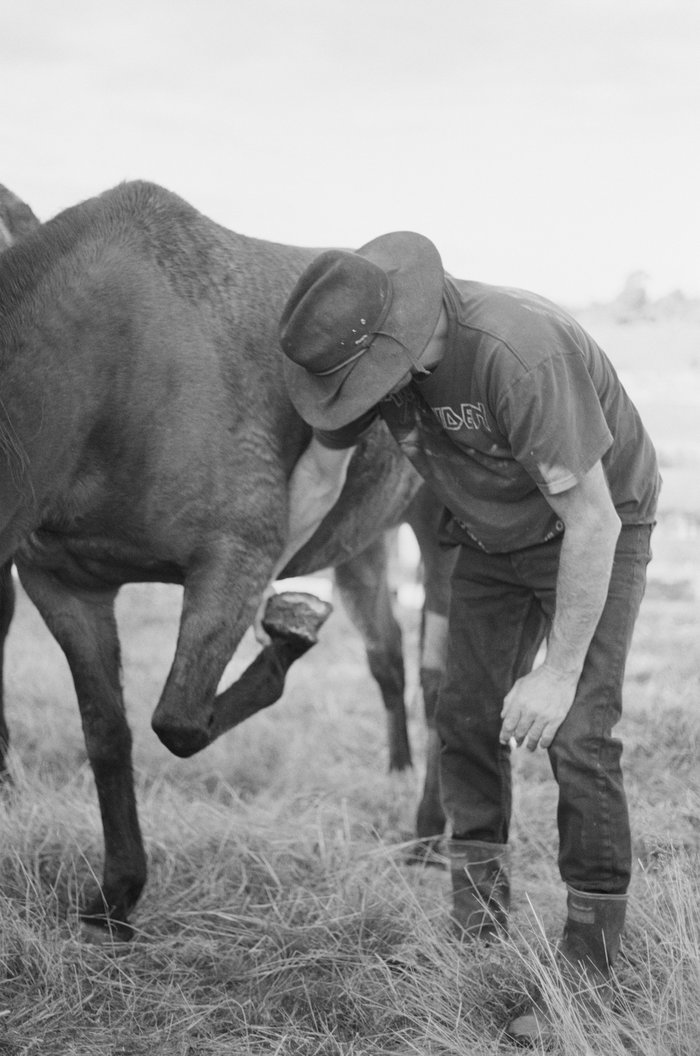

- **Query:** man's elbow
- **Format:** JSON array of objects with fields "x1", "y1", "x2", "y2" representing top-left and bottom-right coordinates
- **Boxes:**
[
  {"x1": 564, "y1": 496, "x2": 620, "y2": 549},
  {"x1": 591, "y1": 503, "x2": 622, "y2": 548}
]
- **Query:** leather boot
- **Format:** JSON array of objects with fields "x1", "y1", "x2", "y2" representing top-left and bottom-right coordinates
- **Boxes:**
[
  {"x1": 447, "y1": 839, "x2": 510, "y2": 940},
  {"x1": 507, "y1": 886, "x2": 628, "y2": 1045}
]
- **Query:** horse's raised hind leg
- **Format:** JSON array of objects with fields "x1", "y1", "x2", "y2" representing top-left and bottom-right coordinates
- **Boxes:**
[
  {"x1": 334, "y1": 537, "x2": 412, "y2": 772},
  {"x1": 16, "y1": 562, "x2": 146, "y2": 940},
  {"x1": 0, "y1": 560, "x2": 16, "y2": 779}
]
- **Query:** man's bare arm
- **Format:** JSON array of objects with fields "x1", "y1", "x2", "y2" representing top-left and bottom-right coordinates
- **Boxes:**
[
  {"x1": 255, "y1": 437, "x2": 356, "y2": 640},
  {"x1": 272, "y1": 437, "x2": 357, "y2": 581},
  {"x1": 500, "y1": 459, "x2": 621, "y2": 750}
]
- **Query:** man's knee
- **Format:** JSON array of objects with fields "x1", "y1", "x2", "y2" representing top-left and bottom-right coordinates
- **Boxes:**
[
  {"x1": 549, "y1": 705, "x2": 625, "y2": 794},
  {"x1": 436, "y1": 695, "x2": 502, "y2": 756}
]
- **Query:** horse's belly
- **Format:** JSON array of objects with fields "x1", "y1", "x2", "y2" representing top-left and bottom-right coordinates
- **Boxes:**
[{"x1": 16, "y1": 530, "x2": 183, "y2": 589}]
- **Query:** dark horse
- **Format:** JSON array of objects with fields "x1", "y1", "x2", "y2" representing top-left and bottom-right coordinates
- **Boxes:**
[{"x1": 0, "y1": 182, "x2": 453, "y2": 938}]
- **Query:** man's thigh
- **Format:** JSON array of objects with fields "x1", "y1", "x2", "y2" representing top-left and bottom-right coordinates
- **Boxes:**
[{"x1": 439, "y1": 545, "x2": 550, "y2": 718}]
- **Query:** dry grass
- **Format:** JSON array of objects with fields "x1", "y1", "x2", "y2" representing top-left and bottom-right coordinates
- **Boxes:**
[{"x1": 1, "y1": 316, "x2": 699, "y2": 1054}]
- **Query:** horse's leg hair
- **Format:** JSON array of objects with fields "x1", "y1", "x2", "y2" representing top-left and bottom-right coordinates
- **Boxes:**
[
  {"x1": 16, "y1": 561, "x2": 146, "y2": 938},
  {"x1": 334, "y1": 536, "x2": 412, "y2": 772}
]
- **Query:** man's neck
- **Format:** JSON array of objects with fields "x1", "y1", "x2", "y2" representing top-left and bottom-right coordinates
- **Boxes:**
[{"x1": 419, "y1": 303, "x2": 449, "y2": 372}]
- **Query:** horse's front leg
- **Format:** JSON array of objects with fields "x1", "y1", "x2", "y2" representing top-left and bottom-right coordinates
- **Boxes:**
[
  {"x1": 16, "y1": 561, "x2": 146, "y2": 940},
  {"x1": 151, "y1": 536, "x2": 283, "y2": 757},
  {"x1": 0, "y1": 559, "x2": 16, "y2": 778},
  {"x1": 207, "y1": 591, "x2": 332, "y2": 741}
]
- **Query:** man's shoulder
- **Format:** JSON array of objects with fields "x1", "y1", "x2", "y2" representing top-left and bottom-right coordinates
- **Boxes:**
[
  {"x1": 445, "y1": 277, "x2": 596, "y2": 371},
  {"x1": 447, "y1": 276, "x2": 578, "y2": 332}
]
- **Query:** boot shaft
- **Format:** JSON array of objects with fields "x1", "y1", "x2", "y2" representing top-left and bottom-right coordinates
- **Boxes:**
[
  {"x1": 507, "y1": 886, "x2": 628, "y2": 1044},
  {"x1": 561, "y1": 886, "x2": 628, "y2": 979},
  {"x1": 447, "y1": 839, "x2": 510, "y2": 939}
]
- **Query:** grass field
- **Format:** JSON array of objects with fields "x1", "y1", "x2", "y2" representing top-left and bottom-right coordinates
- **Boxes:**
[{"x1": 1, "y1": 316, "x2": 698, "y2": 1054}]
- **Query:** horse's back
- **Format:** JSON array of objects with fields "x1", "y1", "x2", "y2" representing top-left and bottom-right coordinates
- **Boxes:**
[{"x1": 1, "y1": 180, "x2": 420, "y2": 580}]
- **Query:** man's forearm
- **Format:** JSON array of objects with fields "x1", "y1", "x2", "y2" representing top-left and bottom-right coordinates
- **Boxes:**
[
  {"x1": 271, "y1": 472, "x2": 337, "y2": 578},
  {"x1": 268, "y1": 441, "x2": 356, "y2": 583},
  {"x1": 545, "y1": 515, "x2": 620, "y2": 678},
  {"x1": 500, "y1": 459, "x2": 622, "y2": 750}
]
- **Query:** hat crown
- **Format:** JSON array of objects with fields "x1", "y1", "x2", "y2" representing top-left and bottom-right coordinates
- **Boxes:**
[
  {"x1": 280, "y1": 231, "x2": 444, "y2": 430},
  {"x1": 279, "y1": 250, "x2": 392, "y2": 376}
]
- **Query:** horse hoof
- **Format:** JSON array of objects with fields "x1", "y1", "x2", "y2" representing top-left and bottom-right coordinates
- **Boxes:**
[
  {"x1": 262, "y1": 591, "x2": 333, "y2": 645},
  {"x1": 78, "y1": 913, "x2": 134, "y2": 946}
]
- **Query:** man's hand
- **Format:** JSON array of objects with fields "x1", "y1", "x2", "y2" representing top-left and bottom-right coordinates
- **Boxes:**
[
  {"x1": 254, "y1": 584, "x2": 277, "y2": 645},
  {"x1": 500, "y1": 664, "x2": 579, "y2": 751}
]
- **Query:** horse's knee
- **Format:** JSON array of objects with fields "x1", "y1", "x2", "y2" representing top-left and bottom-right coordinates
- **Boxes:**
[
  {"x1": 83, "y1": 710, "x2": 134, "y2": 769},
  {"x1": 151, "y1": 696, "x2": 211, "y2": 758}
]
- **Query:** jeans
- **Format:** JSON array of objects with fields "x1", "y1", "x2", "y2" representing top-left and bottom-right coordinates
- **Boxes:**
[{"x1": 436, "y1": 524, "x2": 653, "y2": 894}]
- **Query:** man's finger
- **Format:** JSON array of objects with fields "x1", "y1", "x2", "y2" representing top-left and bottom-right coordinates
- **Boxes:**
[
  {"x1": 499, "y1": 701, "x2": 519, "y2": 743},
  {"x1": 538, "y1": 729, "x2": 556, "y2": 750},
  {"x1": 253, "y1": 585, "x2": 277, "y2": 645},
  {"x1": 525, "y1": 722, "x2": 546, "y2": 751},
  {"x1": 512, "y1": 715, "x2": 536, "y2": 743},
  {"x1": 499, "y1": 717, "x2": 519, "y2": 744},
  {"x1": 538, "y1": 719, "x2": 565, "y2": 751}
]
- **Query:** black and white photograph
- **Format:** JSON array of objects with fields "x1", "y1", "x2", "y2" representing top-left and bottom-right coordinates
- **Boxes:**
[{"x1": 1, "y1": 2, "x2": 698, "y2": 1053}]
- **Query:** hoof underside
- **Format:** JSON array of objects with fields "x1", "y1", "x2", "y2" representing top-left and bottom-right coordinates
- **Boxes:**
[{"x1": 262, "y1": 591, "x2": 333, "y2": 645}]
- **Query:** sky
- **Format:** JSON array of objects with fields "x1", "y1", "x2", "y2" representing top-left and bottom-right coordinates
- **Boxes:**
[{"x1": 2, "y1": 0, "x2": 699, "y2": 305}]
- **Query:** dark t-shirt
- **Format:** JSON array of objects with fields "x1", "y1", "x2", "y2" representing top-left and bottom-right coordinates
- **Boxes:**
[{"x1": 316, "y1": 277, "x2": 660, "y2": 553}]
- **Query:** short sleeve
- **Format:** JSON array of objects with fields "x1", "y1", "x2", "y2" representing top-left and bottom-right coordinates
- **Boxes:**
[
  {"x1": 497, "y1": 352, "x2": 613, "y2": 494},
  {"x1": 313, "y1": 407, "x2": 379, "y2": 450}
]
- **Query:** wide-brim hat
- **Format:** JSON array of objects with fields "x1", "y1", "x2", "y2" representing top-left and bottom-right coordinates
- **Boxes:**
[{"x1": 280, "y1": 232, "x2": 444, "y2": 429}]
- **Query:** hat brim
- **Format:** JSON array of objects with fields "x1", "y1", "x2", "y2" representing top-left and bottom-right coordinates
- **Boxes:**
[{"x1": 283, "y1": 232, "x2": 444, "y2": 430}]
